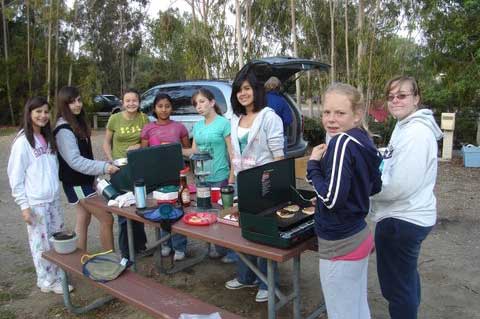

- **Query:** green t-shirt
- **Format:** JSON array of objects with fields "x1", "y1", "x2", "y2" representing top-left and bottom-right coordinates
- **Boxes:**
[
  {"x1": 106, "y1": 112, "x2": 149, "y2": 160},
  {"x1": 192, "y1": 115, "x2": 231, "y2": 183}
]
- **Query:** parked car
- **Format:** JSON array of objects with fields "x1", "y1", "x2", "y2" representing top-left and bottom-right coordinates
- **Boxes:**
[
  {"x1": 93, "y1": 94, "x2": 122, "y2": 113},
  {"x1": 140, "y1": 56, "x2": 330, "y2": 158}
]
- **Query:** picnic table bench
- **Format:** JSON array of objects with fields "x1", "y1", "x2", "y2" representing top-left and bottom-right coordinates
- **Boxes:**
[{"x1": 43, "y1": 249, "x2": 245, "y2": 319}]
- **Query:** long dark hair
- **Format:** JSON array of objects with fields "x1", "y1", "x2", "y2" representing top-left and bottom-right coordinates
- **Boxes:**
[
  {"x1": 22, "y1": 96, "x2": 57, "y2": 153},
  {"x1": 230, "y1": 72, "x2": 266, "y2": 116},
  {"x1": 56, "y1": 86, "x2": 91, "y2": 138},
  {"x1": 192, "y1": 88, "x2": 222, "y2": 115}
]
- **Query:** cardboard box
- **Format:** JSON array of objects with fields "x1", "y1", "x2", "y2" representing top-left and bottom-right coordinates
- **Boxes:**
[
  {"x1": 218, "y1": 206, "x2": 240, "y2": 227},
  {"x1": 295, "y1": 156, "x2": 309, "y2": 179}
]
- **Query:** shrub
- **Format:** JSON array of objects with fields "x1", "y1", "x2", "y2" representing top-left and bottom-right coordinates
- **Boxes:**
[{"x1": 303, "y1": 117, "x2": 325, "y2": 146}]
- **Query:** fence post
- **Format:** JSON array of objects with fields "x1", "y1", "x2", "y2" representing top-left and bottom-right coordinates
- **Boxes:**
[{"x1": 93, "y1": 114, "x2": 98, "y2": 130}]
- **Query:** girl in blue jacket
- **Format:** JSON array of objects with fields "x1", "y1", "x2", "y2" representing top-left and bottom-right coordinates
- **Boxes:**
[{"x1": 307, "y1": 83, "x2": 382, "y2": 319}]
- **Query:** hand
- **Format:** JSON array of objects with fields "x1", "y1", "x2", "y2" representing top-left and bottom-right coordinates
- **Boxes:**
[
  {"x1": 106, "y1": 164, "x2": 120, "y2": 175},
  {"x1": 309, "y1": 144, "x2": 328, "y2": 161},
  {"x1": 126, "y1": 144, "x2": 141, "y2": 151},
  {"x1": 22, "y1": 208, "x2": 33, "y2": 225}
]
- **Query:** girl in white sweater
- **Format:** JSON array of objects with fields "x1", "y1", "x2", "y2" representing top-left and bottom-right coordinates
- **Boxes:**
[{"x1": 7, "y1": 97, "x2": 73, "y2": 294}]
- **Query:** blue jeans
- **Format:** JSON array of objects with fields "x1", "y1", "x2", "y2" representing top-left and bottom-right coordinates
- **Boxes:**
[
  {"x1": 237, "y1": 255, "x2": 279, "y2": 290},
  {"x1": 118, "y1": 215, "x2": 147, "y2": 259},
  {"x1": 375, "y1": 218, "x2": 432, "y2": 319},
  {"x1": 160, "y1": 230, "x2": 187, "y2": 253}
]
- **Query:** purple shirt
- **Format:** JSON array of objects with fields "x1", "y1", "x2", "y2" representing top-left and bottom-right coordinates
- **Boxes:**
[{"x1": 141, "y1": 121, "x2": 188, "y2": 146}]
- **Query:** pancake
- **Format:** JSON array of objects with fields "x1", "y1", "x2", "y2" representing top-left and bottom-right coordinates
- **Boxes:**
[
  {"x1": 276, "y1": 210, "x2": 296, "y2": 219},
  {"x1": 283, "y1": 204, "x2": 300, "y2": 212},
  {"x1": 302, "y1": 206, "x2": 315, "y2": 215}
]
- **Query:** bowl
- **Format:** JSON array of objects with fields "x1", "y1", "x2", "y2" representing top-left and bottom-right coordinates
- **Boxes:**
[
  {"x1": 113, "y1": 158, "x2": 128, "y2": 166},
  {"x1": 50, "y1": 231, "x2": 78, "y2": 254}
]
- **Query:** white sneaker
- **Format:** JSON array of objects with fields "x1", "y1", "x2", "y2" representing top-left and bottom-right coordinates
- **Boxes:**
[
  {"x1": 40, "y1": 283, "x2": 74, "y2": 295},
  {"x1": 173, "y1": 250, "x2": 186, "y2": 261},
  {"x1": 225, "y1": 278, "x2": 257, "y2": 290},
  {"x1": 161, "y1": 246, "x2": 171, "y2": 257},
  {"x1": 255, "y1": 289, "x2": 268, "y2": 303}
]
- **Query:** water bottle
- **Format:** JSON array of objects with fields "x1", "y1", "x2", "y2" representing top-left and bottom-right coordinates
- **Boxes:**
[
  {"x1": 96, "y1": 178, "x2": 120, "y2": 201},
  {"x1": 134, "y1": 179, "x2": 147, "y2": 209}
]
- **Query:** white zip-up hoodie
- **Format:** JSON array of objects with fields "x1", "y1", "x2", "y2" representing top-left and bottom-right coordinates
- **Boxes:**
[
  {"x1": 230, "y1": 107, "x2": 284, "y2": 175},
  {"x1": 7, "y1": 131, "x2": 60, "y2": 210},
  {"x1": 371, "y1": 109, "x2": 443, "y2": 227}
]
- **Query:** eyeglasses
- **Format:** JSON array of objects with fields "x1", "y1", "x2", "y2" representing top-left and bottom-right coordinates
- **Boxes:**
[{"x1": 387, "y1": 93, "x2": 414, "y2": 102}]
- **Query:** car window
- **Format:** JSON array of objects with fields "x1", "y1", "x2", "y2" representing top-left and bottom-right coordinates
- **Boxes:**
[{"x1": 141, "y1": 85, "x2": 227, "y2": 115}]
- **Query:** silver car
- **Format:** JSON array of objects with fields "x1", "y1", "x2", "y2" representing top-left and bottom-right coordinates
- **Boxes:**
[{"x1": 140, "y1": 56, "x2": 330, "y2": 158}]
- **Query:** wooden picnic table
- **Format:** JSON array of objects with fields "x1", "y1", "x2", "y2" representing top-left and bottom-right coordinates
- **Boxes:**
[{"x1": 83, "y1": 195, "x2": 324, "y2": 319}]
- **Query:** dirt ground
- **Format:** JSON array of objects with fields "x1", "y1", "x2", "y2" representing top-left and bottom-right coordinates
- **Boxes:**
[{"x1": 0, "y1": 129, "x2": 479, "y2": 319}]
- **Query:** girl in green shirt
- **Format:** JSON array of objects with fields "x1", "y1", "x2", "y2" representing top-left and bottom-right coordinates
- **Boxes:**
[{"x1": 103, "y1": 89, "x2": 149, "y2": 259}]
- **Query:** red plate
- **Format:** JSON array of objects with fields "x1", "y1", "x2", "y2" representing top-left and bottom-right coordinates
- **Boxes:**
[{"x1": 183, "y1": 212, "x2": 217, "y2": 226}]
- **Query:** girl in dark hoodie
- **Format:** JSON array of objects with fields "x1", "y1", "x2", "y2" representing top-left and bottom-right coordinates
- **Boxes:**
[{"x1": 307, "y1": 83, "x2": 382, "y2": 319}]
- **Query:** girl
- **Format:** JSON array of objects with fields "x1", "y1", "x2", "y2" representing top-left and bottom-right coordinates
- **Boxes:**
[
  {"x1": 54, "y1": 86, "x2": 118, "y2": 253},
  {"x1": 183, "y1": 88, "x2": 235, "y2": 262},
  {"x1": 140, "y1": 93, "x2": 190, "y2": 261},
  {"x1": 8, "y1": 97, "x2": 72, "y2": 294},
  {"x1": 103, "y1": 89, "x2": 149, "y2": 259},
  {"x1": 371, "y1": 76, "x2": 442, "y2": 319},
  {"x1": 306, "y1": 83, "x2": 382, "y2": 319},
  {"x1": 224, "y1": 72, "x2": 284, "y2": 303}
]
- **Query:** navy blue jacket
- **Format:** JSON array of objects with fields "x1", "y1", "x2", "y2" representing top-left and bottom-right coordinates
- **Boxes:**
[
  {"x1": 266, "y1": 92, "x2": 293, "y2": 129},
  {"x1": 306, "y1": 128, "x2": 382, "y2": 240}
]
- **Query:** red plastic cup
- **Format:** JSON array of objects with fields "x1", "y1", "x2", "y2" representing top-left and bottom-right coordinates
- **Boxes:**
[{"x1": 211, "y1": 187, "x2": 221, "y2": 204}]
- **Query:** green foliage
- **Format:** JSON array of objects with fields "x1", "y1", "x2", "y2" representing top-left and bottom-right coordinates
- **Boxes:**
[{"x1": 303, "y1": 116, "x2": 325, "y2": 146}]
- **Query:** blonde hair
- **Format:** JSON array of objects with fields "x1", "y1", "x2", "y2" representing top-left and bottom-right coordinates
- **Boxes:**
[
  {"x1": 264, "y1": 76, "x2": 281, "y2": 92},
  {"x1": 322, "y1": 82, "x2": 370, "y2": 133}
]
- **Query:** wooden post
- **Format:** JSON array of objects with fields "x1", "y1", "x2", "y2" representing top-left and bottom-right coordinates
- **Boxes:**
[{"x1": 93, "y1": 114, "x2": 98, "y2": 130}]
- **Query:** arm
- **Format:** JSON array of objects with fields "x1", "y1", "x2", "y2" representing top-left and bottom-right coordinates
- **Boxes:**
[
  {"x1": 56, "y1": 127, "x2": 109, "y2": 176},
  {"x1": 224, "y1": 135, "x2": 235, "y2": 184},
  {"x1": 306, "y1": 135, "x2": 353, "y2": 210},
  {"x1": 372, "y1": 125, "x2": 434, "y2": 201},
  {"x1": 7, "y1": 139, "x2": 30, "y2": 210},
  {"x1": 103, "y1": 128, "x2": 114, "y2": 161},
  {"x1": 181, "y1": 135, "x2": 191, "y2": 148},
  {"x1": 140, "y1": 139, "x2": 149, "y2": 148},
  {"x1": 182, "y1": 140, "x2": 197, "y2": 157}
]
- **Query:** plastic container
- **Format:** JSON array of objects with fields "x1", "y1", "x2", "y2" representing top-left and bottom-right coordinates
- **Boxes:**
[
  {"x1": 50, "y1": 231, "x2": 77, "y2": 254},
  {"x1": 462, "y1": 144, "x2": 480, "y2": 168}
]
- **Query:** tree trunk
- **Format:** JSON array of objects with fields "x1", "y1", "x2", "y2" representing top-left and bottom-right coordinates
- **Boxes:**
[
  {"x1": 366, "y1": 0, "x2": 381, "y2": 112},
  {"x1": 306, "y1": 2, "x2": 323, "y2": 61},
  {"x1": 26, "y1": 0, "x2": 32, "y2": 94},
  {"x1": 235, "y1": 0, "x2": 243, "y2": 69},
  {"x1": 68, "y1": 0, "x2": 78, "y2": 86},
  {"x1": 202, "y1": 0, "x2": 210, "y2": 79},
  {"x1": 245, "y1": 0, "x2": 251, "y2": 57},
  {"x1": 291, "y1": 0, "x2": 301, "y2": 105},
  {"x1": 329, "y1": 0, "x2": 336, "y2": 83},
  {"x1": 120, "y1": 8, "x2": 126, "y2": 95},
  {"x1": 1, "y1": 0, "x2": 14, "y2": 125},
  {"x1": 46, "y1": 0, "x2": 53, "y2": 102},
  {"x1": 357, "y1": 0, "x2": 365, "y2": 92},
  {"x1": 345, "y1": 0, "x2": 350, "y2": 83},
  {"x1": 54, "y1": 0, "x2": 60, "y2": 103}
]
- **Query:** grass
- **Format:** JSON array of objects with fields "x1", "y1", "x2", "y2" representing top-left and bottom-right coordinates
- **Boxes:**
[
  {"x1": 0, "y1": 308, "x2": 16, "y2": 319},
  {"x1": 0, "y1": 127, "x2": 17, "y2": 137}
]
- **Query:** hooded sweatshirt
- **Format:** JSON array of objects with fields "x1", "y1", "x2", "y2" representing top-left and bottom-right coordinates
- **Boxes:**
[
  {"x1": 371, "y1": 109, "x2": 443, "y2": 227},
  {"x1": 7, "y1": 131, "x2": 60, "y2": 210},
  {"x1": 230, "y1": 107, "x2": 284, "y2": 175},
  {"x1": 307, "y1": 128, "x2": 382, "y2": 241}
]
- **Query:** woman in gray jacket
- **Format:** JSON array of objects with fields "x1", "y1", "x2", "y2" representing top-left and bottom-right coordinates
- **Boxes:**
[{"x1": 225, "y1": 71, "x2": 284, "y2": 303}]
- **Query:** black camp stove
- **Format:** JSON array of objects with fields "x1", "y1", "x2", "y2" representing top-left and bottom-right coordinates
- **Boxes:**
[{"x1": 237, "y1": 158, "x2": 316, "y2": 248}]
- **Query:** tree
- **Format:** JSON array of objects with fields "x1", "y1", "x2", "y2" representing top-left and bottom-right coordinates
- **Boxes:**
[{"x1": 1, "y1": 0, "x2": 14, "y2": 125}]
